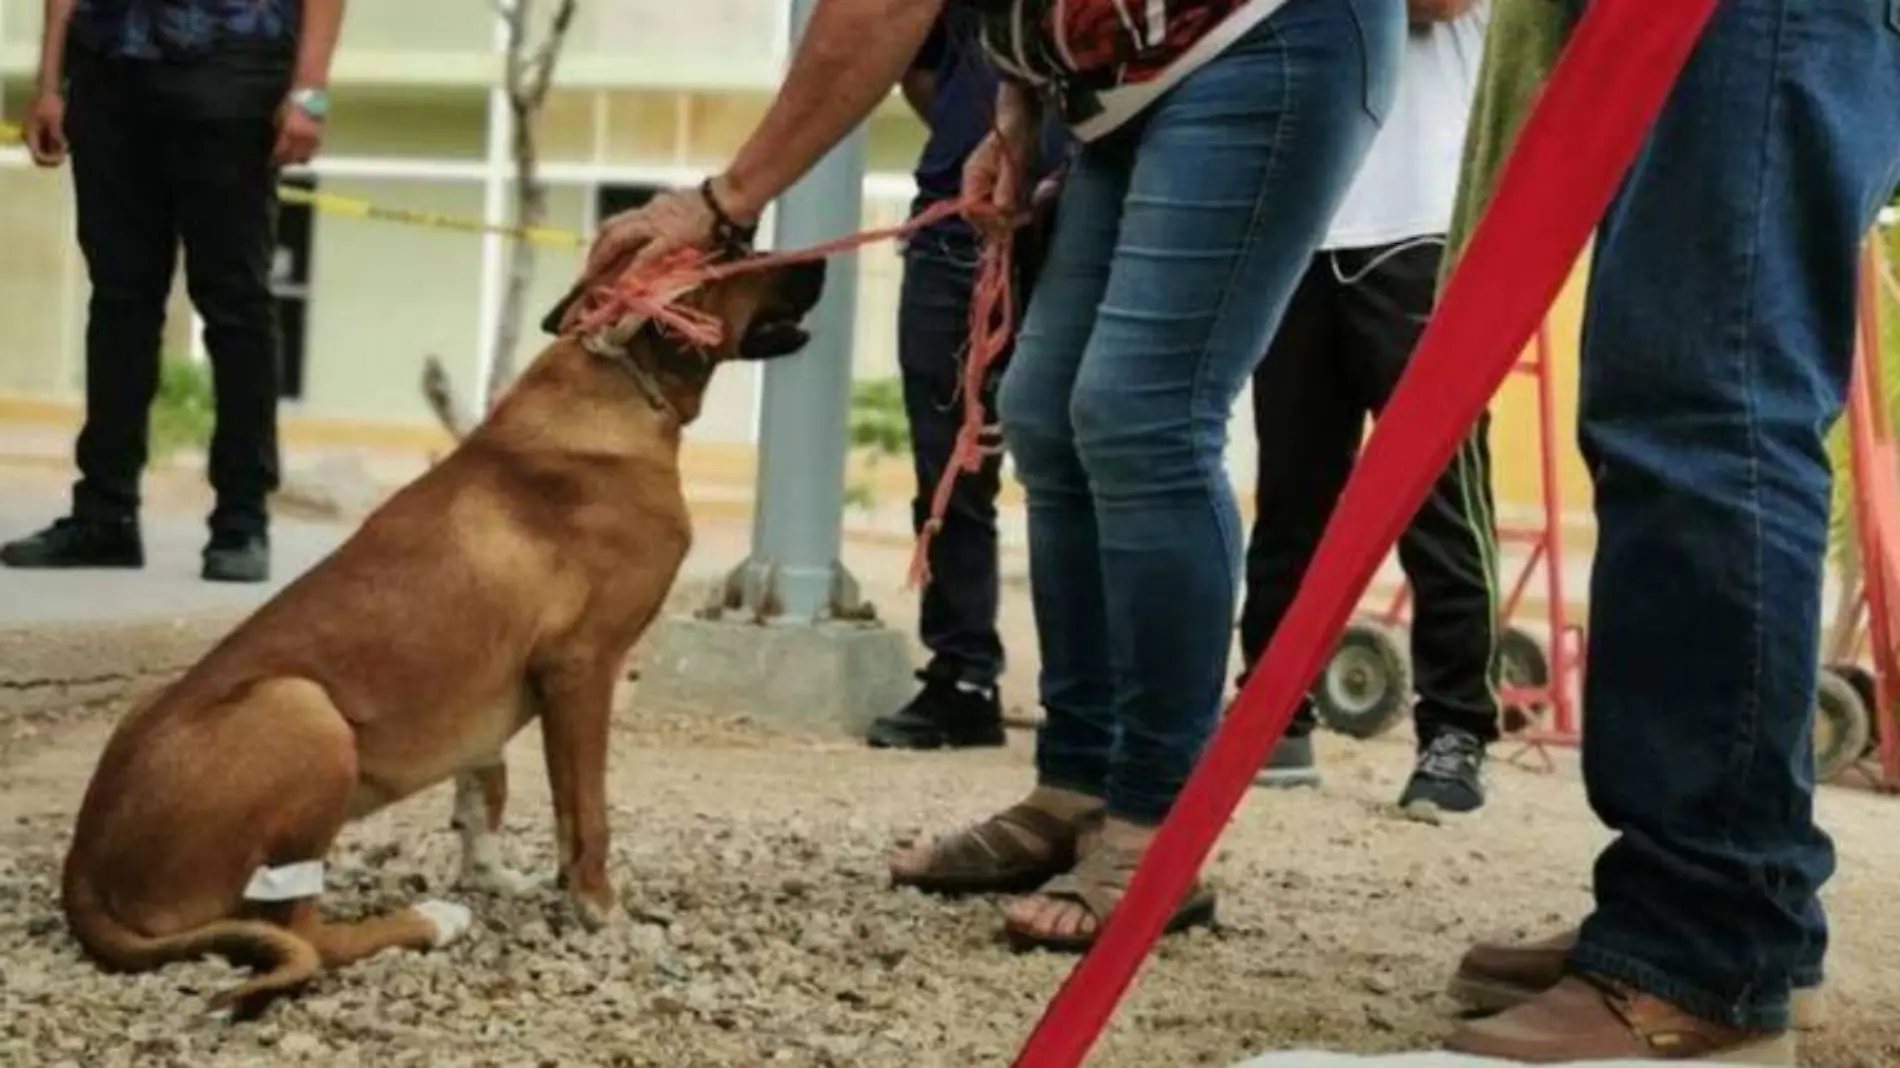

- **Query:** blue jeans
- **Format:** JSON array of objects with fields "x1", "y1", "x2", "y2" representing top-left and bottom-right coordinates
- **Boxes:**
[
  {"x1": 1572, "y1": 0, "x2": 1900, "y2": 1032},
  {"x1": 999, "y1": 0, "x2": 1403, "y2": 824}
]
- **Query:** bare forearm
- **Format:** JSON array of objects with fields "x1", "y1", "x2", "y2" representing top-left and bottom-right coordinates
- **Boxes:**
[
  {"x1": 37, "y1": 0, "x2": 76, "y2": 96},
  {"x1": 996, "y1": 82, "x2": 1037, "y2": 133},
  {"x1": 293, "y1": 0, "x2": 346, "y2": 87},
  {"x1": 718, "y1": 0, "x2": 945, "y2": 222},
  {"x1": 1408, "y1": 0, "x2": 1476, "y2": 22}
]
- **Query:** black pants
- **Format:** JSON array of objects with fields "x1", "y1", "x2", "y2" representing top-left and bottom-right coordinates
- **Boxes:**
[
  {"x1": 899, "y1": 207, "x2": 1051, "y2": 688},
  {"x1": 900, "y1": 229, "x2": 1005, "y2": 688},
  {"x1": 1237, "y1": 240, "x2": 1502, "y2": 744},
  {"x1": 65, "y1": 45, "x2": 288, "y2": 537}
]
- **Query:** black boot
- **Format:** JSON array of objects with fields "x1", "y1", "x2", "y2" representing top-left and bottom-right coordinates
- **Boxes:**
[
  {"x1": 866, "y1": 674, "x2": 1006, "y2": 750},
  {"x1": 0, "y1": 516, "x2": 144, "y2": 569},
  {"x1": 202, "y1": 530, "x2": 270, "y2": 583}
]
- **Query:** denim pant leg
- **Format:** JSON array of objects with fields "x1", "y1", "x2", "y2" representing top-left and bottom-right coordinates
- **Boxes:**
[
  {"x1": 1003, "y1": 149, "x2": 1131, "y2": 802},
  {"x1": 1038, "y1": 0, "x2": 1399, "y2": 826},
  {"x1": 1571, "y1": 0, "x2": 1900, "y2": 1031},
  {"x1": 899, "y1": 234, "x2": 1006, "y2": 688}
]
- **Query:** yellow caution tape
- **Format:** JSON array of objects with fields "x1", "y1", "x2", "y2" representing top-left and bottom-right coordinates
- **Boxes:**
[
  {"x1": 275, "y1": 187, "x2": 586, "y2": 249},
  {"x1": 2, "y1": 119, "x2": 586, "y2": 249}
]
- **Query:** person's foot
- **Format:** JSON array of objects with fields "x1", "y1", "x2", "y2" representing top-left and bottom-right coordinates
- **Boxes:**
[
  {"x1": 1254, "y1": 733, "x2": 1321, "y2": 789},
  {"x1": 1000, "y1": 816, "x2": 1218, "y2": 951},
  {"x1": 0, "y1": 516, "x2": 143, "y2": 569},
  {"x1": 1001, "y1": 817, "x2": 1152, "y2": 945},
  {"x1": 866, "y1": 674, "x2": 1006, "y2": 750},
  {"x1": 1451, "y1": 926, "x2": 1828, "y2": 1031},
  {"x1": 1444, "y1": 974, "x2": 1796, "y2": 1063},
  {"x1": 888, "y1": 786, "x2": 1102, "y2": 895},
  {"x1": 202, "y1": 531, "x2": 270, "y2": 583},
  {"x1": 1398, "y1": 727, "x2": 1486, "y2": 815}
]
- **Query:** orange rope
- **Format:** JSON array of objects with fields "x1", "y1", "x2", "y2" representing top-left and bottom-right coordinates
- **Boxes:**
[
  {"x1": 908, "y1": 226, "x2": 1017, "y2": 587},
  {"x1": 569, "y1": 197, "x2": 971, "y2": 347},
  {"x1": 561, "y1": 193, "x2": 1025, "y2": 592}
]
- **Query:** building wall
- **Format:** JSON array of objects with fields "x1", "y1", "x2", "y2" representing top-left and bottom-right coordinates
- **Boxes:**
[
  {"x1": 0, "y1": 82, "x2": 921, "y2": 439},
  {"x1": 0, "y1": 1, "x2": 1592, "y2": 517}
]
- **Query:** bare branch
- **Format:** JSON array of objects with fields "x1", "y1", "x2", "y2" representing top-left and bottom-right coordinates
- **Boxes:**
[
  {"x1": 501, "y1": 0, "x2": 531, "y2": 102},
  {"x1": 431, "y1": 0, "x2": 577, "y2": 427},
  {"x1": 488, "y1": 0, "x2": 524, "y2": 32},
  {"x1": 483, "y1": 0, "x2": 578, "y2": 408},
  {"x1": 523, "y1": 0, "x2": 579, "y2": 108}
]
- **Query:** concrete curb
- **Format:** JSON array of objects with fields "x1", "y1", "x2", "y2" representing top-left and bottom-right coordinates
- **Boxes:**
[{"x1": 0, "y1": 613, "x2": 246, "y2": 752}]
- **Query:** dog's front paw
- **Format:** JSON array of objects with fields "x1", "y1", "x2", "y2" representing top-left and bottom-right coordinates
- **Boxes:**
[
  {"x1": 568, "y1": 885, "x2": 619, "y2": 932},
  {"x1": 456, "y1": 861, "x2": 542, "y2": 898},
  {"x1": 414, "y1": 900, "x2": 476, "y2": 948}
]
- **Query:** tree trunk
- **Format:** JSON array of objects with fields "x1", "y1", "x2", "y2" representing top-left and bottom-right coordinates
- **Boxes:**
[
  {"x1": 422, "y1": 0, "x2": 578, "y2": 443},
  {"x1": 486, "y1": 97, "x2": 547, "y2": 408}
]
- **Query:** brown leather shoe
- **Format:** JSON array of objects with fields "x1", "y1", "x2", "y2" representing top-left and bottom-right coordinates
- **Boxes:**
[
  {"x1": 1450, "y1": 926, "x2": 1827, "y2": 1030},
  {"x1": 1445, "y1": 975, "x2": 1796, "y2": 1063}
]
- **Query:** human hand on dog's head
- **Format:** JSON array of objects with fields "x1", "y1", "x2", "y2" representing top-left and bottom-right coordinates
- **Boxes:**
[
  {"x1": 589, "y1": 189, "x2": 710, "y2": 276},
  {"x1": 587, "y1": 178, "x2": 757, "y2": 280},
  {"x1": 541, "y1": 255, "x2": 827, "y2": 368}
]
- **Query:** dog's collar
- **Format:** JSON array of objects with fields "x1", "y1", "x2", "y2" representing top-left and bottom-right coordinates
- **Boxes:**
[
  {"x1": 582, "y1": 333, "x2": 678, "y2": 419},
  {"x1": 581, "y1": 328, "x2": 717, "y2": 424}
]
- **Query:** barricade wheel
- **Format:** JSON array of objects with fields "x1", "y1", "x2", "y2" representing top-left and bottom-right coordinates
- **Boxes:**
[
  {"x1": 1498, "y1": 626, "x2": 1552, "y2": 734},
  {"x1": 1814, "y1": 667, "x2": 1873, "y2": 784},
  {"x1": 1826, "y1": 662, "x2": 1880, "y2": 756},
  {"x1": 1315, "y1": 620, "x2": 1412, "y2": 740}
]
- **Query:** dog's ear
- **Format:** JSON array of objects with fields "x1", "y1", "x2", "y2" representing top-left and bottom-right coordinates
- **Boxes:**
[{"x1": 540, "y1": 284, "x2": 586, "y2": 337}]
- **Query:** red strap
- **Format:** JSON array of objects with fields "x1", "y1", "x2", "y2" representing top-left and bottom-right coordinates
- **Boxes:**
[{"x1": 1009, "y1": 2, "x2": 1721, "y2": 1065}]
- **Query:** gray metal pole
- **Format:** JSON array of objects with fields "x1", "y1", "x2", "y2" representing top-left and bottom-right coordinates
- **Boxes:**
[{"x1": 724, "y1": 0, "x2": 869, "y2": 623}]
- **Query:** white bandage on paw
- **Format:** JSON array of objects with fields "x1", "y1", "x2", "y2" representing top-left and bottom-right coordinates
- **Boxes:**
[
  {"x1": 414, "y1": 900, "x2": 475, "y2": 947},
  {"x1": 242, "y1": 860, "x2": 326, "y2": 902}
]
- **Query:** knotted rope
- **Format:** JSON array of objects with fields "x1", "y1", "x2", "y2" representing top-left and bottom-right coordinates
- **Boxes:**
[{"x1": 563, "y1": 193, "x2": 1028, "y2": 591}]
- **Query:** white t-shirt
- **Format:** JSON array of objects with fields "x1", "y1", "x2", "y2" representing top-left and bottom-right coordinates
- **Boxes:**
[{"x1": 1322, "y1": 3, "x2": 1491, "y2": 251}]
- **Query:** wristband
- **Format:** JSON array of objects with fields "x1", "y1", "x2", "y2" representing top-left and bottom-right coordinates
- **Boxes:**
[{"x1": 699, "y1": 179, "x2": 758, "y2": 259}]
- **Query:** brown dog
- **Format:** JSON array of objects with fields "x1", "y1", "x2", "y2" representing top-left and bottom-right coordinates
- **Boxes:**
[{"x1": 60, "y1": 257, "x2": 826, "y2": 1018}]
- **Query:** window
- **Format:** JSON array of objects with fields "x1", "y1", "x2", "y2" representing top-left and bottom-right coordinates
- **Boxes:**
[{"x1": 591, "y1": 182, "x2": 667, "y2": 234}]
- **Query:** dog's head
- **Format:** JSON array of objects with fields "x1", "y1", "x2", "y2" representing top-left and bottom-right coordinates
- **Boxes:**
[{"x1": 540, "y1": 256, "x2": 826, "y2": 422}]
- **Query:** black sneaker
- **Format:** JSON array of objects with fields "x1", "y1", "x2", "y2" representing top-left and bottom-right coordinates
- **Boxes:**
[
  {"x1": 0, "y1": 516, "x2": 144, "y2": 569},
  {"x1": 202, "y1": 531, "x2": 270, "y2": 584},
  {"x1": 1254, "y1": 733, "x2": 1321, "y2": 789},
  {"x1": 866, "y1": 674, "x2": 1006, "y2": 750},
  {"x1": 1398, "y1": 727, "x2": 1487, "y2": 815}
]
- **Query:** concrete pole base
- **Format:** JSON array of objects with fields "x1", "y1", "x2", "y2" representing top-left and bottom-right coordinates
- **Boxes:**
[{"x1": 637, "y1": 613, "x2": 916, "y2": 737}]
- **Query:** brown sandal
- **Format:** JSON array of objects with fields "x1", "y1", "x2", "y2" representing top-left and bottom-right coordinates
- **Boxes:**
[
  {"x1": 890, "y1": 804, "x2": 1102, "y2": 897},
  {"x1": 1002, "y1": 839, "x2": 1217, "y2": 954}
]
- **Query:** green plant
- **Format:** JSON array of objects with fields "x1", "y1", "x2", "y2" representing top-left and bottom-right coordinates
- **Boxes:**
[
  {"x1": 148, "y1": 355, "x2": 215, "y2": 466},
  {"x1": 850, "y1": 376, "x2": 911, "y2": 456},
  {"x1": 847, "y1": 376, "x2": 912, "y2": 509}
]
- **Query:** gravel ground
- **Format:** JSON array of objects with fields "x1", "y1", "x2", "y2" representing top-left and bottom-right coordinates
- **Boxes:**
[
  {"x1": 3, "y1": 465, "x2": 1900, "y2": 1067},
  {"x1": 4, "y1": 700, "x2": 1900, "y2": 1068}
]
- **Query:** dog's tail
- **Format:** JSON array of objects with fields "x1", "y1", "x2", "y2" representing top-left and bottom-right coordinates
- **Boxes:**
[{"x1": 61, "y1": 870, "x2": 323, "y2": 1018}]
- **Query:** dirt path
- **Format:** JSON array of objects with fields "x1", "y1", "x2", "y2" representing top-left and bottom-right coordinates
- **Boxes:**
[{"x1": 3, "y1": 464, "x2": 1898, "y2": 1066}]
